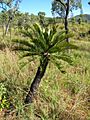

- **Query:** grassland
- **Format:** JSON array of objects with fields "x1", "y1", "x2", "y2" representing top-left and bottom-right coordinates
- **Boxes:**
[{"x1": 0, "y1": 22, "x2": 90, "y2": 120}]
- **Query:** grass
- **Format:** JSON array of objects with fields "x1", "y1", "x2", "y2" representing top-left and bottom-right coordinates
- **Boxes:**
[{"x1": 0, "y1": 22, "x2": 90, "y2": 120}]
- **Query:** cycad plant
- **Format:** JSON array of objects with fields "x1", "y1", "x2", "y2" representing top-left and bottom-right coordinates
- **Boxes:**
[{"x1": 13, "y1": 23, "x2": 77, "y2": 104}]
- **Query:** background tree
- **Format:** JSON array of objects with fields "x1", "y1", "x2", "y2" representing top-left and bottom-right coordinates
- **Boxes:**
[
  {"x1": 23, "y1": 12, "x2": 30, "y2": 30},
  {"x1": 13, "y1": 23, "x2": 77, "y2": 104},
  {"x1": 5, "y1": 0, "x2": 22, "y2": 35},
  {"x1": 0, "y1": 0, "x2": 13, "y2": 37},
  {"x1": 71, "y1": 17, "x2": 75, "y2": 24},
  {"x1": 0, "y1": 0, "x2": 12, "y2": 10},
  {"x1": 0, "y1": 0, "x2": 22, "y2": 35},
  {"x1": 52, "y1": 0, "x2": 82, "y2": 42},
  {"x1": 30, "y1": 13, "x2": 38, "y2": 24},
  {"x1": 0, "y1": 10, "x2": 8, "y2": 37},
  {"x1": 48, "y1": 17, "x2": 56, "y2": 27},
  {"x1": 16, "y1": 12, "x2": 25, "y2": 30},
  {"x1": 77, "y1": 17, "x2": 82, "y2": 24},
  {"x1": 0, "y1": 0, "x2": 21, "y2": 10},
  {"x1": 38, "y1": 11, "x2": 46, "y2": 28}
]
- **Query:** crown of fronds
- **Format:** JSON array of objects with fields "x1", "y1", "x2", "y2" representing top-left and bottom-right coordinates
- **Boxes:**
[{"x1": 13, "y1": 23, "x2": 77, "y2": 70}]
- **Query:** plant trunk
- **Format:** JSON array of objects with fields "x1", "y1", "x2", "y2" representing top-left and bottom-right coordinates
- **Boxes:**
[
  {"x1": 65, "y1": 0, "x2": 69, "y2": 42},
  {"x1": 24, "y1": 58, "x2": 48, "y2": 104}
]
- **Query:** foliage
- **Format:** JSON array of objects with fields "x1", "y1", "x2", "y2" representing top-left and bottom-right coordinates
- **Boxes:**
[
  {"x1": 13, "y1": 23, "x2": 79, "y2": 104},
  {"x1": 52, "y1": 0, "x2": 82, "y2": 17},
  {"x1": 13, "y1": 23, "x2": 77, "y2": 71},
  {"x1": 0, "y1": 0, "x2": 21, "y2": 10},
  {"x1": 0, "y1": 83, "x2": 10, "y2": 111},
  {"x1": 51, "y1": 0, "x2": 82, "y2": 42}
]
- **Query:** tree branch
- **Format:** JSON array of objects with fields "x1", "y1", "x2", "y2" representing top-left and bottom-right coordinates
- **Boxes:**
[
  {"x1": 0, "y1": 3, "x2": 7, "y2": 10},
  {"x1": 55, "y1": 0, "x2": 66, "y2": 9}
]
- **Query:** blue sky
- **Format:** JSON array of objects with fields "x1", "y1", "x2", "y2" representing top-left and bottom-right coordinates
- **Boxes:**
[{"x1": 19, "y1": 0, "x2": 90, "y2": 17}]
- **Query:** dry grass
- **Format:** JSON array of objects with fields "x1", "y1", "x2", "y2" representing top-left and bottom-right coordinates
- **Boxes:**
[{"x1": 0, "y1": 47, "x2": 89, "y2": 120}]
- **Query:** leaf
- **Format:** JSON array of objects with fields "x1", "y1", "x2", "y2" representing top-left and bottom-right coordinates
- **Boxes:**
[
  {"x1": 31, "y1": 39, "x2": 45, "y2": 53},
  {"x1": 50, "y1": 31, "x2": 65, "y2": 46},
  {"x1": 33, "y1": 23, "x2": 47, "y2": 50},
  {"x1": 21, "y1": 23, "x2": 47, "y2": 51},
  {"x1": 49, "y1": 42, "x2": 78, "y2": 53},
  {"x1": 52, "y1": 54, "x2": 73, "y2": 65},
  {"x1": 48, "y1": 28, "x2": 56, "y2": 43},
  {"x1": 21, "y1": 30, "x2": 34, "y2": 40},
  {"x1": 13, "y1": 46, "x2": 31, "y2": 51},
  {"x1": 13, "y1": 39, "x2": 36, "y2": 50},
  {"x1": 22, "y1": 52, "x2": 40, "y2": 57},
  {"x1": 43, "y1": 28, "x2": 49, "y2": 46}
]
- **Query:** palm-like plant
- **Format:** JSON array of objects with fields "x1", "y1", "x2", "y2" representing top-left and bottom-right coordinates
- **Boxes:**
[{"x1": 13, "y1": 23, "x2": 77, "y2": 104}]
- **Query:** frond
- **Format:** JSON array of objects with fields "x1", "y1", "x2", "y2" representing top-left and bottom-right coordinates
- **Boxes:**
[
  {"x1": 50, "y1": 31, "x2": 65, "y2": 46},
  {"x1": 21, "y1": 23, "x2": 47, "y2": 51},
  {"x1": 21, "y1": 52, "x2": 40, "y2": 58},
  {"x1": 13, "y1": 46, "x2": 31, "y2": 51},
  {"x1": 49, "y1": 42, "x2": 78, "y2": 53},
  {"x1": 48, "y1": 28, "x2": 56, "y2": 42},
  {"x1": 21, "y1": 30, "x2": 34, "y2": 40},
  {"x1": 13, "y1": 23, "x2": 77, "y2": 66},
  {"x1": 13, "y1": 39, "x2": 36, "y2": 50},
  {"x1": 43, "y1": 28, "x2": 50, "y2": 46},
  {"x1": 31, "y1": 38, "x2": 45, "y2": 53},
  {"x1": 51, "y1": 54, "x2": 73, "y2": 65},
  {"x1": 32, "y1": 23, "x2": 47, "y2": 50}
]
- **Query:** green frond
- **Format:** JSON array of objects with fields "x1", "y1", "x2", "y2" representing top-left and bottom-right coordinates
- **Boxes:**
[
  {"x1": 32, "y1": 23, "x2": 47, "y2": 50},
  {"x1": 13, "y1": 46, "x2": 31, "y2": 51},
  {"x1": 31, "y1": 38, "x2": 45, "y2": 53},
  {"x1": 51, "y1": 54, "x2": 73, "y2": 65},
  {"x1": 21, "y1": 30, "x2": 34, "y2": 40},
  {"x1": 13, "y1": 23, "x2": 78, "y2": 67},
  {"x1": 21, "y1": 52, "x2": 40, "y2": 58},
  {"x1": 13, "y1": 39, "x2": 36, "y2": 50},
  {"x1": 13, "y1": 45, "x2": 42, "y2": 56},
  {"x1": 51, "y1": 32, "x2": 73, "y2": 47},
  {"x1": 43, "y1": 28, "x2": 50, "y2": 46},
  {"x1": 50, "y1": 31, "x2": 65, "y2": 47},
  {"x1": 33, "y1": 23, "x2": 42, "y2": 35},
  {"x1": 20, "y1": 23, "x2": 47, "y2": 51},
  {"x1": 48, "y1": 27, "x2": 57, "y2": 43},
  {"x1": 49, "y1": 42, "x2": 78, "y2": 53}
]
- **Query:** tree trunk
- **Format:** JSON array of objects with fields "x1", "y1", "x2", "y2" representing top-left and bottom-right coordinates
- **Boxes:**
[
  {"x1": 9, "y1": 24, "x2": 12, "y2": 40},
  {"x1": 2, "y1": 23, "x2": 5, "y2": 39},
  {"x1": 5, "y1": 19, "x2": 10, "y2": 35},
  {"x1": 24, "y1": 58, "x2": 48, "y2": 104},
  {"x1": 65, "y1": 0, "x2": 69, "y2": 42}
]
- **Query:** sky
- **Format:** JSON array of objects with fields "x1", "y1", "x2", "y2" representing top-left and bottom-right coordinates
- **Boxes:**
[{"x1": 19, "y1": 0, "x2": 90, "y2": 17}]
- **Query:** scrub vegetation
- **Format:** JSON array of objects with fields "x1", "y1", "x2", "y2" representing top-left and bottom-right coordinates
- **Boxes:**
[{"x1": 0, "y1": 0, "x2": 90, "y2": 120}]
